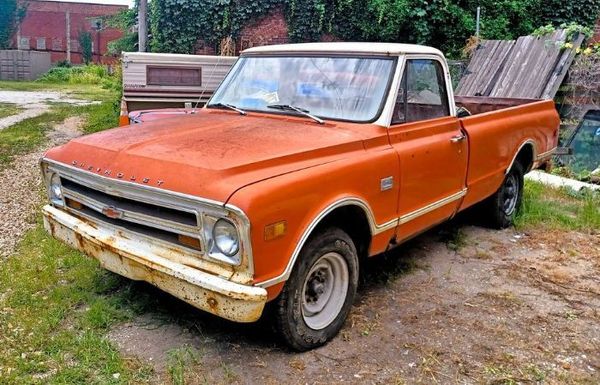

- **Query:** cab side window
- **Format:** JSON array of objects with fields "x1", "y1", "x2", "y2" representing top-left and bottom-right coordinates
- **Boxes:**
[{"x1": 392, "y1": 59, "x2": 450, "y2": 124}]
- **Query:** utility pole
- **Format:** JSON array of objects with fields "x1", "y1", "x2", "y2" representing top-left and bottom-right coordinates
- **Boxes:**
[
  {"x1": 138, "y1": 0, "x2": 147, "y2": 52},
  {"x1": 475, "y1": 6, "x2": 481, "y2": 38}
]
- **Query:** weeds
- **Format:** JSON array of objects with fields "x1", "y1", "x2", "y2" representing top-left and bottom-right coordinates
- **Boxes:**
[
  {"x1": 0, "y1": 223, "x2": 154, "y2": 384},
  {"x1": 167, "y1": 346, "x2": 202, "y2": 385},
  {"x1": 0, "y1": 102, "x2": 22, "y2": 119},
  {"x1": 38, "y1": 64, "x2": 121, "y2": 92},
  {"x1": 515, "y1": 181, "x2": 600, "y2": 231}
]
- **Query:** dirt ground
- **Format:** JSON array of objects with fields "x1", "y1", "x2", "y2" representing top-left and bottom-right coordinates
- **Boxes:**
[{"x1": 108, "y1": 222, "x2": 600, "y2": 384}]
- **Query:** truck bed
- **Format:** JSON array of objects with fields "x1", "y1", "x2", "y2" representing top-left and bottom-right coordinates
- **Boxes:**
[
  {"x1": 456, "y1": 97, "x2": 559, "y2": 210},
  {"x1": 455, "y1": 96, "x2": 541, "y2": 116}
]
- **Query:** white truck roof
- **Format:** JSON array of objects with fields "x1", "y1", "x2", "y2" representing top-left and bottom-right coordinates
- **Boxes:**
[{"x1": 242, "y1": 42, "x2": 444, "y2": 57}]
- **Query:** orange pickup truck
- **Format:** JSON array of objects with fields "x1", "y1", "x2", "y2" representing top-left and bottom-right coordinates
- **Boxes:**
[{"x1": 41, "y1": 43, "x2": 559, "y2": 350}]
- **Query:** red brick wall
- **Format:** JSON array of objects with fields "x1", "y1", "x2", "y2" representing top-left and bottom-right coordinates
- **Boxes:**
[
  {"x1": 238, "y1": 7, "x2": 288, "y2": 53},
  {"x1": 195, "y1": 40, "x2": 217, "y2": 56},
  {"x1": 592, "y1": 17, "x2": 600, "y2": 43},
  {"x1": 13, "y1": 0, "x2": 126, "y2": 64}
]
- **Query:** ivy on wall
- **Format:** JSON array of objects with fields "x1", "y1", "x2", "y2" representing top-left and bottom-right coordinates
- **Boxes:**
[
  {"x1": 149, "y1": 0, "x2": 281, "y2": 54},
  {"x1": 141, "y1": 0, "x2": 600, "y2": 57},
  {"x1": 0, "y1": 0, "x2": 26, "y2": 50}
]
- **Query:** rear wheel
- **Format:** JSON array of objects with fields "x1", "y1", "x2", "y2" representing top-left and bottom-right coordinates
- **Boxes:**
[
  {"x1": 484, "y1": 162, "x2": 524, "y2": 228},
  {"x1": 273, "y1": 227, "x2": 358, "y2": 351}
]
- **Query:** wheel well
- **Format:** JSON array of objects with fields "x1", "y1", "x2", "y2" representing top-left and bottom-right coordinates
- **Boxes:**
[
  {"x1": 514, "y1": 143, "x2": 534, "y2": 172},
  {"x1": 314, "y1": 205, "x2": 372, "y2": 259}
]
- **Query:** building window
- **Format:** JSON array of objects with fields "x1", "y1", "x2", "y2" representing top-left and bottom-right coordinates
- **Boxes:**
[
  {"x1": 90, "y1": 18, "x2": 103, "y2": 30},
  {"x1": 18, "y1": 37, "x2": 30, "y2": 50},
  {"x1": 52, "y1": 38, "x2": 62, "y2": 51},
  {"x1": 36, "y1": 37, "x2": 46, "y2": 50}
]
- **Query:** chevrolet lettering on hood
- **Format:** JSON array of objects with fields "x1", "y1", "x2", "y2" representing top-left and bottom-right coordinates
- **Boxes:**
[{"x1": 71, "y1": 160, "x2": 164, "y2": 186}]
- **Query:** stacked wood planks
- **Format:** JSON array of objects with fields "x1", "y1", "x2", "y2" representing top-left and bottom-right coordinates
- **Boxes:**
[{"x1": 456, "y1": 30, "x2": 584, "y2": 99}]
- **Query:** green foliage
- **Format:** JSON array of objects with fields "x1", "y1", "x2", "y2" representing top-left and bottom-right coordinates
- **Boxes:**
[
  {"x1": 541, "y1": 0, "x2": 600, "y2": 30},
  {"x1": 515, "y1": 181, "x2": 600, "y2": 231},
  {"x1": 0, "y1": 0, "x2": 26, "y2": 49},
  {"x1": 78, "y1": 30, "x2": 93, "y2": 64},
  {"x1": 107, "y1": 5, "x2": 139, "y2": 54},
  {"x1": 561, "y1": 22, "x2": 594, "y2": 40},
  {"x1": 532, "y1": 24, "x2": 555, "y2": 37},
  {"x1": 150, "y1": 0, "x2": 280, "y2": 54},
  {"x1": 38, "y1": 64, "x2": 117, "y2": 87},
  {"x1": 0, "y1": 223, "x2": 154, "y2": 384},
  {"x1": 141, "y1": 0, "x2": 599, "y2": 57}
]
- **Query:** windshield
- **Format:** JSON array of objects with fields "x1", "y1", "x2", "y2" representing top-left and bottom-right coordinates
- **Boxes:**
[{"x1": 209, "y1": 56, "x2": 396, "y2": 122}]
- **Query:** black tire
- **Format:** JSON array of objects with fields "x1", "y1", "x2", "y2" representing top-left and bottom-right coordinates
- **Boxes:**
[
  {"x1": 273, "y1": 227, "x2": 358, "y2": 351},
  {"x1": 484, "y1": 161, "x2": 524, "y2": 229}
]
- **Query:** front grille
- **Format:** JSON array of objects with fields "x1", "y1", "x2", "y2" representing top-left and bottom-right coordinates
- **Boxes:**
[
  {"x1": 61, "y1": 178, "x2": 197, "y2": 226},
  {"x1": 59, "y1": 176, "x2": 202, "y2": 251}
]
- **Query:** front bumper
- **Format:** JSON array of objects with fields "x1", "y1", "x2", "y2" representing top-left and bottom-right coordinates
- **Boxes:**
[{"x1": 42, "y1": 205, "x2": 267, "y2": 322}]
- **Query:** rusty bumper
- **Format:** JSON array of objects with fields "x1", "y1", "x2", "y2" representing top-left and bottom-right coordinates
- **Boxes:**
[{"x1": 42, "y1": 205, "x2": 267, "y2": 322}]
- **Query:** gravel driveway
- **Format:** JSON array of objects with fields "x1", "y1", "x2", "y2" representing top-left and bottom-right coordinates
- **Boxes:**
[
  {"x1": 0, "y1": 90, "x2": 96, "y2": 130},
  {"x1": 0, "y1": 91, "x2": 87, "y2": 257}
]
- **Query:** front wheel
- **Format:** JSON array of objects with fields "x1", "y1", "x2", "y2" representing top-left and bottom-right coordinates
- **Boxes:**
[
  {"x1": 273, "y1": 227, "x2": 358, "y2": 351},
  {"x1": 484, "y1": 162, "x2": 524, "y2": 229}
]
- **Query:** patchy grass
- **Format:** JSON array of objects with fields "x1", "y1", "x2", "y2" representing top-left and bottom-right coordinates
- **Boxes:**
[
  {"x1": 167, "y1": 346, "x2": 203, "y2": 385},
  {"x1": 0, "y1": 102, "x2": 23, "y2": 119},
  {"x1": 0, "y1": 222, "x2": 155, "y2": 384},
  {"x1": 0, "y1": 85, "x2": 119, "y2": 169},
  {"x1": 0, "y1": 105, "x2": 71, "y2": 168},
  {"x1": 516, "y1": 181, "x2": 600, "y2": 231}
]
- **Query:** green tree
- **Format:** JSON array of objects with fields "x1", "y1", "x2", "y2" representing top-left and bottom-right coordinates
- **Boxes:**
[
  {"x1": 145, "y1": 0, "x2": 600, "y2": 58},
  {"x1": 78, "y1": 30, "x2": 93, "y2": 64},
  {"x1": 541, "y1": 0, "x2": 600, "y2": 29},
  {"x1": 0, "y1": 0, "x2": 26, "y2": 49},
  {"x1": 106, "y1": 5, "x2": 139, "y2": 55}
]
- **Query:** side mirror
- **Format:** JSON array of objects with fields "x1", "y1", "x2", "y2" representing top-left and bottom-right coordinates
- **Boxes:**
[{"x1": 457, "y1": 106, "x2": 471, "y2": 118}]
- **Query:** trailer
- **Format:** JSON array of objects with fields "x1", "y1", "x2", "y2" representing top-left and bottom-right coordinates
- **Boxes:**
[{"x1": 120, "y1": 52, "x2": 236, "y2": 124}]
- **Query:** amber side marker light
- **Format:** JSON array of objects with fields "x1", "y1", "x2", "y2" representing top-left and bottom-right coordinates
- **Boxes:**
[
  {"x1": 178, "y1": 234, "x2": 202, "y2": 250},
  {"x1": 65, "y1": 198, "x2": 83, "y2": 210},
  {"x1": 264, "y1": 221, "x2": 287, "y2": 241}
]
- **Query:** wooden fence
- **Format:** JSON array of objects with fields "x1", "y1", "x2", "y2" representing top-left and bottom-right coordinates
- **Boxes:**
[{"x1": 456, "y1": 30, "x2": 584, "y2": 99}]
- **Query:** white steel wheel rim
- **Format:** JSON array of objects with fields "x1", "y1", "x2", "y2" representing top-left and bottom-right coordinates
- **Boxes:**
[{"x1": 301, "y1": 252, "x2": 349, "y2": 330}]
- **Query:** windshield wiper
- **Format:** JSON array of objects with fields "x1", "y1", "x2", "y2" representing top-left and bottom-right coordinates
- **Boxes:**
[
  {"x1": 267, "y1": 104, "x2": 324, "y2": 124},
  {"x1": 208, "y1": 102, "x2": 247, "y2": 115}
]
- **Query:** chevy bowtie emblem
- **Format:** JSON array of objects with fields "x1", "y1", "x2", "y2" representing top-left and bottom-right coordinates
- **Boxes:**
[{"x1": 102, "y1": 206, "x2": 124, "y2": 219}]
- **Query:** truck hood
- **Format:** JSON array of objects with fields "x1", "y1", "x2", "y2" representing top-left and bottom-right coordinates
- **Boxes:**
[{"x1": 44, "y1": 109, "x2": 367, "y2": 203}]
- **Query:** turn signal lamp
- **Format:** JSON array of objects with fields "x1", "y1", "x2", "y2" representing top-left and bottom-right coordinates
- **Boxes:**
[{"x1": 264, "y1": 221, "x2": 287, "y2": 241}]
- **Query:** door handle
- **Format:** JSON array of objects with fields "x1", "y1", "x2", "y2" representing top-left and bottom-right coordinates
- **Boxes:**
[{"x1": 450, "y1": 133, "x2": 466, "y2": 143}]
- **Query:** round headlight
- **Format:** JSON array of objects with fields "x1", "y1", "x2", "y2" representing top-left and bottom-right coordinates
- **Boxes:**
[
  {"x1": 212, "y1": 218, "x2": 239, "y2": 256},
  {"x1": 49, "y1": 173, "x2": 63, "y2": 204}
]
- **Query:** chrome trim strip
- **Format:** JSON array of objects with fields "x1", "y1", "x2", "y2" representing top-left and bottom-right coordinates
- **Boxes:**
[
  {"x1": 257, "y1": 190, "x2": 466, "y2": 288},
  {"x1": 41, "y1": 158, "x2": 255, "y2": 274},
  {"x1": 536, "y1": 147, "x2": 556, "y2": 160},
  {"x1": 506, "y1": 139, "x2": 536, "y2": 175},
  {"x1": 257, "y1": 197, "x2": 397, "y2": 288},
  {"x1": 399, "y1": 189, "x2": 467, "y2": 224}
]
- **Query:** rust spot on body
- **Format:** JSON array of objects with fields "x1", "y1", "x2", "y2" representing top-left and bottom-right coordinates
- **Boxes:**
[{"x1": 207, "y1": 297, "x2": 218, "y2": 311}]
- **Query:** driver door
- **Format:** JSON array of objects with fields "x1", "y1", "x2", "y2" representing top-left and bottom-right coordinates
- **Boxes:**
[{"x1": 388, "y1": 58, "x2": 469, "y2": 241}]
